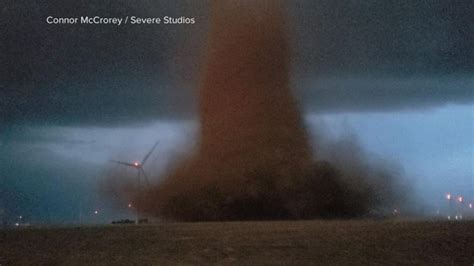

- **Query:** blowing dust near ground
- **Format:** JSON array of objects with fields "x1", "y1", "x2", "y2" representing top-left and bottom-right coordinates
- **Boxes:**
[{"x1": 108, "y1": 1, "x2": 411, "y2": 221}]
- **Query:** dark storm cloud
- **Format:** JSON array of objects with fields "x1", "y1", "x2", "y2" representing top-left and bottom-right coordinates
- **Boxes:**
[
  {"x1": 1, "y1": 0, "x2": 472, "y2": 126},
  {"x1": 0, "y1": 125, "x2": 94, "y2": 145},
  {"x1": 290, "y1": 0, "x2": 473, "y2": 75},
  {"x1": 298, "y1": 76, "x2": 473, "y2": 113},
  {"x1": 1, "y1": 0, "x2": 206, "y2": 126}
]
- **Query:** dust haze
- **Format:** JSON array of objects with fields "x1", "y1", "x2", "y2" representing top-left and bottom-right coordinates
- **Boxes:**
[{"x1": 105, "y1": 0, "x2": 412, "y2": 221}]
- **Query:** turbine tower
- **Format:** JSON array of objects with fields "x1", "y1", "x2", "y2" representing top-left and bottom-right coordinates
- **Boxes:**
[{"x1": 111, "y1": 141, "x2": 159, "y2": 224}]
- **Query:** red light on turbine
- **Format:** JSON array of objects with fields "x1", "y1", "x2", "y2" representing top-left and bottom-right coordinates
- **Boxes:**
[{"x1": 134, "y1": 162, "x2": 139, "y2": 167}]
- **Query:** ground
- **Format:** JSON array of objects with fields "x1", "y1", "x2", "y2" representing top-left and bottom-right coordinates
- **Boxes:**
[{"x1": 1, "y1": 220, "x2": 473, "y2": 265}]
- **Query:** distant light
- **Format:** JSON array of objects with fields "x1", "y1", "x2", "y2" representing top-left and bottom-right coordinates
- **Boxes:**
[
  {"x1": 446, "y1": 193, "x2": 452, "y2": 200},
  {"x1": 19, "y1": 215, "x2": 23, "y2": 219},
  {"x1": 469, "y1": 203, "x2": 473, "y2": 209},
  {"x1": 455, "y1": 215, "x2": 458, "y2": 220},
  {"x1": 457, "y1": 196, "x2": 463, "y2": 203},
  {"x1": 134, "y1": 162, "x2": 139, "y2": 167},
  {"x1": 393, "y1": 209, "x2": 399, "y2": 215},
  {"x1": 447, "y1": 216, "x2": 451, "y2": 220},
  {"x1": 128, "y1": 203, "x2": 132, "y2": 208},
  {"x1": 15, "y1": 222, "x2": 19, "y2": 227},
  {"x1": 94, "y1": 210, "x2": 99, "y2": 215}
]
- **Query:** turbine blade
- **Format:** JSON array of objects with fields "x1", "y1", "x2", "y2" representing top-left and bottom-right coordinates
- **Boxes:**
[
  {"x1": 110, "y1": 160, "x2": 136, "y2": 167},
  {"x1": 141, "y1": 141, "x2": 159, "y2": 165},
  {"x1": 141, "y1": 169, "x2": 150, "y2": 186}
]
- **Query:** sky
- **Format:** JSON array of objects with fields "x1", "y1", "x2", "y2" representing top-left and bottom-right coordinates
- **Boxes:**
[{"x1": 1, "y1": 0, "x2": 473, "y2": 224}]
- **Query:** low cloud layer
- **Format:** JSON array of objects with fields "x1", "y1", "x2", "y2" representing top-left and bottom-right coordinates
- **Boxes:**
[{"x1": 299, "y1": 76, "x2": 473, "y2": 113}]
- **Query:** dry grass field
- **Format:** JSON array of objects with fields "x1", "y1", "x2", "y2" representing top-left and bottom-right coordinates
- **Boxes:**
[{"x1": 1, "y1": 220, "x2": 473, "y2": 265}]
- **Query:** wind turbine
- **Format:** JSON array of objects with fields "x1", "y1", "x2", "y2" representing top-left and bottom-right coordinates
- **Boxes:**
[{"x1": 111, "y1": 141, "x2": 159, "y2": 224}]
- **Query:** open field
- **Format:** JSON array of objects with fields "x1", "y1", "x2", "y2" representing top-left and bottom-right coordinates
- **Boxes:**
[{"x1": 1, "y1": 220, "x2": 473, "y2": 265}]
